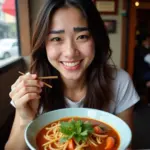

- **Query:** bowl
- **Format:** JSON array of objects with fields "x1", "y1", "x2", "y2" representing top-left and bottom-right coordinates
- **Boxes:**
[{"x1": 24, "y1": 108, "x2": 132, "y2": 150}]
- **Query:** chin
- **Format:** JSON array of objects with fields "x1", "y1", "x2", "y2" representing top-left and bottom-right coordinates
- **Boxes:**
[
  {"x1": 63, "y1": 76, "x2": 81, "y2": 81},
  {"x1": 61, "y1": 73, "x2": 83, "y2": 81}
]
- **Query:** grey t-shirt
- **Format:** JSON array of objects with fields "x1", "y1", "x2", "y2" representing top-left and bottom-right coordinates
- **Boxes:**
[
  {"x1": 11, "y1": 69, "x2": 139, "y2": 115},
  {"x1": 65, "y1": 69, "x2": 139, "y2": 114}
]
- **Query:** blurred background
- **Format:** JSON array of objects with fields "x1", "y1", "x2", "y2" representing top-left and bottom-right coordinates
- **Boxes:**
[{"x1": 0, "y1": 0, "x2": 150, "y2": 149}]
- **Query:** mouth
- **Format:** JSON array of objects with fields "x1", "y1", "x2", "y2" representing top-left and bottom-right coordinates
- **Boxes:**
[{"x1": 60, "y1": 60, "x2": 83, "y2": 70}]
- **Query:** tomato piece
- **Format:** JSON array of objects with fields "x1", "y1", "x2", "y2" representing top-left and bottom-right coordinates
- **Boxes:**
[
  {"x1": 93, "y1": 126, "x2": 103, "y2": 134},
  {"x1": 105, "y1": 136, "x2": 115, "y2": 150}
]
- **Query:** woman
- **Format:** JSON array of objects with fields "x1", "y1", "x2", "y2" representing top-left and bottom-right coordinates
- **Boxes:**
[{"x1": 5, "y1": 0, "x2": 139, "y2": 149}]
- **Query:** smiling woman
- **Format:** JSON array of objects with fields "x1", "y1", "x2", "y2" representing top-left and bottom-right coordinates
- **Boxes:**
[{"x1": 5, "y1": 0, "x2": 139, "y2": 149}]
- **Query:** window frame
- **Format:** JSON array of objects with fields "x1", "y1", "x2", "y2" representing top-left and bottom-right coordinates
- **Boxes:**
[{"x1": 0, "y1": 0, "x2": 31, "y2": 72}]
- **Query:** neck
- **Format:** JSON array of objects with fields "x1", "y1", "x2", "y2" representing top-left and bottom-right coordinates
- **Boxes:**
[{"x1": 61, "y1": 75, "x2": 87, "y2": 101}]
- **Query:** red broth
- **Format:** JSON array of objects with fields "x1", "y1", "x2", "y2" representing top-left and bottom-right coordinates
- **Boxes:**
[{"x1": 36, "y1": 117, "x2": 120, "y2": 150}]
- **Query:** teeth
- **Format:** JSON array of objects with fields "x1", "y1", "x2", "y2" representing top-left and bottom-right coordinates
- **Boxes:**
[{"x1": 62, "y1": 61, "x2": 80, "y2": 67}]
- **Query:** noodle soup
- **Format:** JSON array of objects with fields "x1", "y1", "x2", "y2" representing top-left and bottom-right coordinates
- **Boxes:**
[{"x1": 36, "y1": 117, "x2": 120, "y2": 150}]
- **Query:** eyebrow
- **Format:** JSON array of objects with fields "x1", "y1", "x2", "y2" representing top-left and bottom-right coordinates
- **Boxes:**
[
  {"x1": 49, "y1": 30, "x2": 64, "y2": 34},
  {"x1": 74, "y1": 27, "x2": 89, "y2": 32},
  {"x1": 49, "y1": 27, "x2": 89, "y2": 34}
]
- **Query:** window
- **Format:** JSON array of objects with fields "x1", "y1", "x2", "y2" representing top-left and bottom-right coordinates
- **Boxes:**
[
  {"x1": 0, "y1": 0, "x2": 20, "y2": 68},
  {"x1": 12, "y1": 41, "x2": 17, "y2": 47}
]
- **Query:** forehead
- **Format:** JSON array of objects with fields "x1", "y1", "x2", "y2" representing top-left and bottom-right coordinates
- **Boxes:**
[{"x1": 50, "y1": 6, "x2": 88, "y2": 30}]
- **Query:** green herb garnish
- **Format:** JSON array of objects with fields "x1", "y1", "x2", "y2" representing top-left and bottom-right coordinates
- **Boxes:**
[{"x1": 60, "y1": 119, "x2": 93, "y2": 143}]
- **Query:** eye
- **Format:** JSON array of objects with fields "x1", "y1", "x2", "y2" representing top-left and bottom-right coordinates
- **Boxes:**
[
  {"x1": 77, "y1": 35, "x2": 89, "y2": 40},
  {"x1": 50, "y1": 37, "x2": 61, "y2": 42}
]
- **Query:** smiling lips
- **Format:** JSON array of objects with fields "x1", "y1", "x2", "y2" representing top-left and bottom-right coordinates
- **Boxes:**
[{"x1": 61, "y1": 60, "x2": 82, "y2": 70}]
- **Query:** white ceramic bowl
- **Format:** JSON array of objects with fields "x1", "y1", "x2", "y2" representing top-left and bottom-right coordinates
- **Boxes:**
[{"x1": 24, "y1": 108, "x2": 132, "y2": 150}]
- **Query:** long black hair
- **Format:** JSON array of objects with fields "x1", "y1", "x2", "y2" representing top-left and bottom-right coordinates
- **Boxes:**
[{"x1": 30, "y1": 0, "x2": 115, "y2": 112}]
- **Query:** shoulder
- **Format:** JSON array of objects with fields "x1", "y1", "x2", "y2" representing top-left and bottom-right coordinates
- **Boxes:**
[
  {"x1": 112, "y1": 68, "x2": 136, "y2": 95},
  {"x1": 112, "y1": 68, "x2": 131, "y2": 87},
  {"x1": 111, "y1": 68, "x2": 140, "y2": 114},
  {"x1": 112, "y1": 68, "x2": 133, "y2": 101},
  {"x1": 116, "y1": 68, "x2": 130, "y2": 78}
]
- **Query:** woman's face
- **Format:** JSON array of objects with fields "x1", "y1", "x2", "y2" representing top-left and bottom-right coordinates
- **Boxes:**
[{"x1": 45, "y1": 7, "x2": 95, "y2": 81}]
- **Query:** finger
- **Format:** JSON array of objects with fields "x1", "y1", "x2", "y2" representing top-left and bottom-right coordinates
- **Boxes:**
[
  {"x1": 11, "y1": 75, "x2": 27, "y2": 90},
  {"x1": 14, "y1": 93, "x2": 41, "y2": 108},
  {"x1": 10, "y1": 78, "x2": 43, "y2": 98},
  {"x1": 11, "y1": 73, "x2": 37, "y2": 90},
  {"x1": 10, "y1": 86, "x2": 42, "y2": 100},
  {"x1": 18, "y1": 79, "x2": 44, "y2": 88}
]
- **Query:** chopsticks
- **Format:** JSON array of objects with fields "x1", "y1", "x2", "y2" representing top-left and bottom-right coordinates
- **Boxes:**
[
  {"x1": 18, "y1": 71, "x2": 58, "y2": 88},
  {"x1": 18, "y1": 71, "x2": 58, "y2": 79}
]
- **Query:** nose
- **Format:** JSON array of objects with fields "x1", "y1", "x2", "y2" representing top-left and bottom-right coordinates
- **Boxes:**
[{"x1": 64, "y1": 40, "x2": 79, "y2": 59}]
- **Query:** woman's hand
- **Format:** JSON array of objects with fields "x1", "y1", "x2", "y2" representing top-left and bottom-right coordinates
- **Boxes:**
[{"x1": 9, "y1": 73, "x2": 43, "y2": 125}]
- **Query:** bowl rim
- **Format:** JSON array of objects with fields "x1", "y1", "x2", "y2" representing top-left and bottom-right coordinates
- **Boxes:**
[{"x1": 24, "y1": 108, "x2": 132, "y2": 150}]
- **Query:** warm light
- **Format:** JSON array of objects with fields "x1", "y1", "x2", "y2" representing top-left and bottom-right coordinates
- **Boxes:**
[{"x1": 135, "y1": 1, "x2": 140, "y2": 7}]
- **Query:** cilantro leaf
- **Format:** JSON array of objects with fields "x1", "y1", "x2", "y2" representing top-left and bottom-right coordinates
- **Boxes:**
[
  {"x1": 60, "y1": 121, "x2": 75, "y2": 136},
  {"x1": 77, "y1": 126, "x2": 82, "y2": 134},
  {"x1": 60, "y1": 137, "x2": 69, "y2": 143},
  {"x1": 59, "y1": 119, "x2": 94, "y2": 143},
  {"x1": 80, "y1": 130, "x2": 88, "y2": 136},
  {"x1": 74, "y1": 134, "x2": 82, "y2": 143},
  {"x1": 82, "y1": 122, "x2": 93, "y2": 133}
]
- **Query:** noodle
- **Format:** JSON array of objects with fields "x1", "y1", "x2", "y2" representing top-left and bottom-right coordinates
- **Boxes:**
[{"x1": 41, "y1": 120, "x2": 108, "y2": 150}]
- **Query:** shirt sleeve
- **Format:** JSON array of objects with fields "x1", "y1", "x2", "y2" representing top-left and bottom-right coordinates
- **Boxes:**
[
  {"x1": 114, "y1": 69, "x2": 140, "y2": 114},
  {"x1": 10, "y1": 100, "x2": 15, "y2": 107}
]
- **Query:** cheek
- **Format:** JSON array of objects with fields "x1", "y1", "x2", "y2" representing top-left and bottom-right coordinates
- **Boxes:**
[
  {"x1": 81, "y1": 41, "x2": 95, "y2": 57},
  {"x1": 46, "y1": 46, "x2": 60, "y2": 60}
]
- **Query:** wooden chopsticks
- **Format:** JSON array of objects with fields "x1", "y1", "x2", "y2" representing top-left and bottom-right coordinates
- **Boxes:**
[{"x1": 18, "y1": 71, "x2": 58, "y2": 88}]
